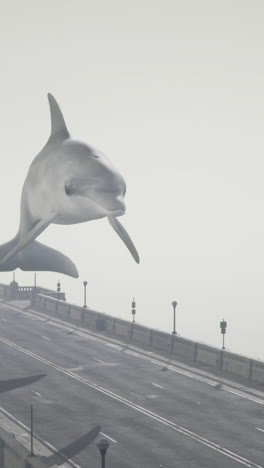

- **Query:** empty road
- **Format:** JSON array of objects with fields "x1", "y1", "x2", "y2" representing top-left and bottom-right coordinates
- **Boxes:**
[{"x1": 0, "y1": 299, "x2": 263, "y2": 468}]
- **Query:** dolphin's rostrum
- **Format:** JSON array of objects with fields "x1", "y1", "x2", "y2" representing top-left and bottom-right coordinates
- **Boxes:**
[{"x1": 0, "y1": 94, "x2": 140, "y2": 277}]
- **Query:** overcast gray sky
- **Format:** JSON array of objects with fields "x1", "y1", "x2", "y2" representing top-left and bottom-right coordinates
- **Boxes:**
[{"x1": 0, "y1": 1, "x2": 263, "y2": 359}]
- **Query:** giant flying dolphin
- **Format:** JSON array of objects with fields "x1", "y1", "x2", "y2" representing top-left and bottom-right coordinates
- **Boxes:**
[{"x1": 0, "y1": 94, "x2": 140, "y2": 277}]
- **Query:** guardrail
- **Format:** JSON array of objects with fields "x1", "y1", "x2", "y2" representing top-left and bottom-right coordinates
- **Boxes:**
[
  {"x1": 0, "y1": 282, "x2": 66, "y2": 301},
  {"x1": 0, "y1": 425, "x2": 48, "y2": 468},
  {"x1": 31, "y1": 293, "x2": 264, "y2": 387}
]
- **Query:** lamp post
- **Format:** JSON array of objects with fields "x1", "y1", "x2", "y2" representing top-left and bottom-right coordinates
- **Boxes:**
[
  {"x1": 34, "y1": 272, "x2": 37, "y2": 288},
  {"x1": 220, "y1": 319, "x2": 227, "y2": 350},
  {"x1": 83, "y1": 281, "x2": 87, "y2": 308},
  {"x1": 131, "y1": 298, "x2": 136, "y2": 323},
  {"x1": 30, "y1": 404, "x2": 34, "y2": 457},
  {"x1": 96, "y1": 437, "x2": 110, "y2": 468},
  {"x1": 172, "y1": 301, "x2": 177, "y2": 335},
  {"x1": 57, "y1": 280, "x2": 61, "y2": 300}
]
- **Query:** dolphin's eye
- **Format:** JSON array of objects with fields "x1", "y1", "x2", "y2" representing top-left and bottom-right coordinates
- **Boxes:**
[{"x1": 65, "y1": 182, "x2": 76, "y2": 196}]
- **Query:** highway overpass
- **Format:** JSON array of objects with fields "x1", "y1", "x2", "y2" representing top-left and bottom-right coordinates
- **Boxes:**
[{"x1": 0, "y1": 298, "x2": 263, "y2": 468}]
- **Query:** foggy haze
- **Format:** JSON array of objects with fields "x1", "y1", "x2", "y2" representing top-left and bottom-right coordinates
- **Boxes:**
[{"x1": 0, "y1": 1, "x2": 263, "y2": 359}]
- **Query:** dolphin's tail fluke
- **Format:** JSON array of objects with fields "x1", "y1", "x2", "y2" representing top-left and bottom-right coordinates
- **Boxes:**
[{"x1": 0, "y1": 240, "x2": 79, "y2": 278}]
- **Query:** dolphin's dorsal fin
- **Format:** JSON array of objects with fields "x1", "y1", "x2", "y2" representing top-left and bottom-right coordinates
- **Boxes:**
[{"x1": 47, "y1": 93, "x2": 70, "y2": 142}]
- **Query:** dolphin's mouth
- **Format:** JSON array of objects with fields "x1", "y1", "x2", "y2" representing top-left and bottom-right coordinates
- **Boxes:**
[
  {"x1": 64, "y1": 181, "x2": 126, "y2": 217},
  {"x1": 65, "y1": 178, "x2": 138, "y2": 261},
  {"x1": 83, "y1": 196, "x2": 125, "y2": 217},
  {"x1": 108, "y1": 209, "x2": 125, "y2": 217}
]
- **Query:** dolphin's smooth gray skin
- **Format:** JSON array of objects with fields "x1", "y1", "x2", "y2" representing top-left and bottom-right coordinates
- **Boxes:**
[{"x1": 0, "y1": 94, "x2": 139, "y2": 277}]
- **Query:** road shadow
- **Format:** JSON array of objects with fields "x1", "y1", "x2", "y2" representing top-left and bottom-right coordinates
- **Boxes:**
[
  {"x1": 40, "y1": 425, "x2": 101, "y2": 466},
  {"x1": 0, "y1": 373, "x2": 46, "y2": 393}
]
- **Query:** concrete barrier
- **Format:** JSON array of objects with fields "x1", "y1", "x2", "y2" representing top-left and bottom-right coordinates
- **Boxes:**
[
  {"x1": 114, "y1": 319, "x2": 132, "y2": 339},
  {"x1": 83, "y1": 309, "x2": 98, "y2": 329},
  {"x1": 222, "y1": 351, "x2": 250, "y2": 379},
  {"x1": 151, "y1": 330, "x2": 171, "y2": 353},
  {"x1": 196, "y1": 344, "x2": 220, "y2": 368},
  {"x1": 70, "y1": 305, "x2": 84, "y2": 322},
  {"x1": 45, "y1": 298, "x2": 57, "y2": 314},
  {"x1": 0, "y1": 283, "x2": 8, "y2": 298},
  {"x1": 34, "y1": 294, "x2": 46, "y2": 312},
  {"x1": 251, "y1": 360, "x2": 264, "y2": 385},
  {"x1": 131, "y1": 324, "x2": 151, "y2": 346},
  {"x1": 0, "y1": 426, "x2": 48, "y2": 468},
  {"x1": 31, "y1": 294, "x2": 43, "y2": 311},
  {"x1": 57, "y1": 301, "x2": 70, "y2": 318},
  {"x1": 96, "y1": 313, "x2": 115, "y2": 333},
  {"x1": 37, "y1": 287, "x2": 66, "y2": 301},
  {"x1": 172, "y1": 336, "x2": 196, "y2": 361},
  {"x1": 28, "y1": 292, "x2": 264, "y2": 386}
]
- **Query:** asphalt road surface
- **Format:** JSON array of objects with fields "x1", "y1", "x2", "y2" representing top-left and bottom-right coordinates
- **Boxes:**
[{"x1": 0, "y1": 300, "x2": 263, "y2": 468}]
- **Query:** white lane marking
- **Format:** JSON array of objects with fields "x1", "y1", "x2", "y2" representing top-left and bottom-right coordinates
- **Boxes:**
[
  {"x1": 66, "y1": 366, "x2": 85, "y2": 372},
  {"x1": 150, "y1": 360, "x2": 163, "y2": 366},
  {"x1": 15, "y1": 308, "x2": 264, "y2": 407},
  {"x1": 224, "y1": 389, "x2": 264, "y2": 406},
  {"x1": 152, "y1": 383, "x2": 164, "y2": 389},
  {"x1": 45, "y1": 321, "x2": 97, "y2": 342},
  {"x1": 256, "y1": 427, "x2": 264, "y2": 433},
  {"x1": 47, "y1": 321, "x2": 67, "y2": 330},
  {"x1": 41, "y1": 336, "x2": 51, "y2": 340},
  {"x1": 76, "y1": 331, "x2": 97, "y2": 341},
  {"x1": 125, "y1": 350, "x2": 140, "y2": 357},
  {"x1": 0, "y1": 336, "x2": 261, "y2": 468},
  {"x1": 20, "y1": 311, "x2": 45, "y2": 321},
  {"x1": 93, "y1": 358, "x2": 104, "y2": 363},
  {"x1": 1, "y1": 319, "x2": 7, "y2": 322},
  {"x1": 106, "y1": 343, "x2": 122, "y2": 350},
  {"x1": 148, "y1": 360, "x2": 264, "y2": 405},
  {"x1": 99, "y1": 432, "x2": 117, "y2": 443}
]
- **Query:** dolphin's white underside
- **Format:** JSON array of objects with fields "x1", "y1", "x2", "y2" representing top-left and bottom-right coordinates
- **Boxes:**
[{"x1": 0, "y1": 94, "x2": 139, "y2": 277}]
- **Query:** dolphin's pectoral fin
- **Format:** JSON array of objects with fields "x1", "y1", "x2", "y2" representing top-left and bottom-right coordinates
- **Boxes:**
[
  {"x1": 0, "y1": 213, "x2": 57, "y2": 266},
  {"x1": 0, "y1": 238, "x2": 19, "y2": 271},
  {"x1": 18, "y1": 240, "x2": 79, "y2": 278},
  {"x1": 108, "y1": 216, "x2": 140, "y2": 264}
]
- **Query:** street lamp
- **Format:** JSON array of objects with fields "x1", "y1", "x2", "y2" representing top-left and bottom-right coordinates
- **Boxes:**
[
  {"x1": 220, "y1": 319, "x2": 227, "y2": 350},
  {"x1": 131, "y1": 297, "x2": 136, "y2": 323},
  {"x1": 83, "y1": 281, "x2": 87, "y2": 308},
  {"x1": 29, "y1": 404, "x2": 34, "y2": 457},
  {"x1": 57, "y1": 280, "x2": 61, "y2": 300},
  {"x1": 96, "y1": 437, "x2": 110, "y2": 468},
  {"x1": 172, "y1": 301, "x2": 177, "y2": 335}
]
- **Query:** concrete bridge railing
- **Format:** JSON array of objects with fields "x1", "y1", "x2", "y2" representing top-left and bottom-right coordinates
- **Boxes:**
[
  {"x1": 0, "y1": 425, "x2": 49, "y2": 468},
  {"x1": 0, "y1": 282, "x2": 65, "y2": 301},
  {"x1": 30, "y1": 293, "x2": 264, "y2": 387}
]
